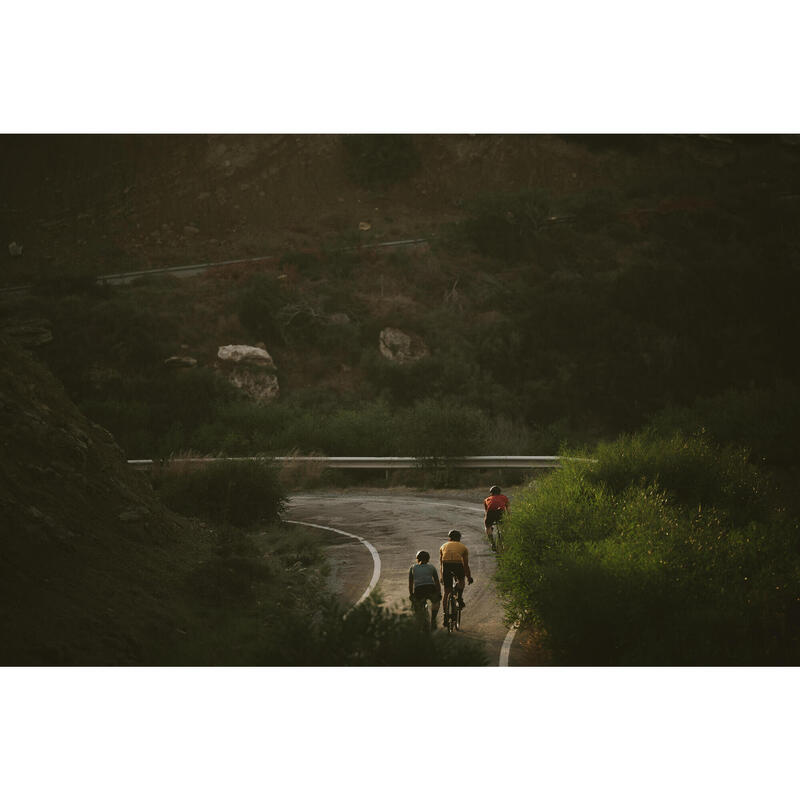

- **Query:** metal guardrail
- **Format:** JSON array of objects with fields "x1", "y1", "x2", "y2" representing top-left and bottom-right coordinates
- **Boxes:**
[
  {"x1": 128, "y1": 455, "x2": 570, "y2": 471},
  {"x1": 0, "y1": 238, "x2": 434, "y2": 295}
]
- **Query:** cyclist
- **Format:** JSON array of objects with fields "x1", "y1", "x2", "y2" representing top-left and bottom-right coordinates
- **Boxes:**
[
  {"x1": 408, "y1": 550, "x2": 442, "y2": 630},
  {"x1": 484, "y1": 485, "x2": 510, "y2": 551},
  {"x1": 439, "y1": 529, "x2": 473, "y2": 626}
]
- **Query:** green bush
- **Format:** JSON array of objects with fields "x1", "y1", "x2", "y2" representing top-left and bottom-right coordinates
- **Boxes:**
[
  {"x1": 497, "y1": 433, "x2": 800, "y2": 665},
  {"x1": 285, "y1": 594, "x2": 490, "y2": 666},
  {"x1": 156, "y1": 459, "x2": 287, "y2": 527}
]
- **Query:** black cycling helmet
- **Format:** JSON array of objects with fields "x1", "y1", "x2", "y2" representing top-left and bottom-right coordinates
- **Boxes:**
[
  {"x1": 448, "y1": 529, "x2": 461, "y2": 541},
  {"x1": 415, "y1": 550, "x2": 430, "y2": 563},
  {"x1": 490, "y1": 485, "x2": 501, "y2": 495}
]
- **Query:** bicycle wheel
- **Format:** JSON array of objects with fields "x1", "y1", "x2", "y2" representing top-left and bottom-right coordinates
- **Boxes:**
[{"x1": 447, "y1": 594, "x2": 458, "y2": 633}]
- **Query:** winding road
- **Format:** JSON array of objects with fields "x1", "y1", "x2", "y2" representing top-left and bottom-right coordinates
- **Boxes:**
[{"x1": 285, "y1": 493, "x2": 521, "y2": 666}]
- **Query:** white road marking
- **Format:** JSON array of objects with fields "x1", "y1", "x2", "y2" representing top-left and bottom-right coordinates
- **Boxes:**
[
  {"x1": 289, "y1": 495, "x2": 520, "y2": 666},
  {"x1": 499, "y1": 621, "x2": 520, "y2": 667},
  {"x1": 284, "y1": 519, "x2": 381, "y2": 606}
]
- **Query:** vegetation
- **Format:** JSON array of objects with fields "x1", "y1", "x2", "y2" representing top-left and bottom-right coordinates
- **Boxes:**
[
  {"x1": 155, "y1": 459, "x2": 287, "y2": 527},
  {"x1": 4, "y1": 134, "x2": 800, "y2": 664},
  {"x1": 147, "y1": 459, "x2": 487, "y2": 664},
  {"x1": 153, "y1": 469, "x2": 487, "y2": 666},
  {"x1": 496, "y1": 432, "x2": 800, "y2": 665}
]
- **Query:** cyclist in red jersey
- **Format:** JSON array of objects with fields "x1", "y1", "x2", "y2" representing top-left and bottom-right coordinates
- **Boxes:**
[{"x1": 484, "y1": 485, "x2": 510, "y2": 551}]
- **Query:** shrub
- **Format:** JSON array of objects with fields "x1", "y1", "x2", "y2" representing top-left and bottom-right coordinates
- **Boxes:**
[
  {"x1": 156, "y1": 459, "x2": 287, "y2": 527},
  {"x1": 496, "y1": 433, "x2": 800, "y2": 665},
  {"x1": 400, "y1": 398, "x2": 487, "y2": 460},
  {"x1": 277, "y1": 593, "x2": 490, "y2": 666}
]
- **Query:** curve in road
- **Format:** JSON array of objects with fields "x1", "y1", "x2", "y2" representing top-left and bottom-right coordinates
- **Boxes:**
[
  {"x1": 284, "y1": 518, "x2": 381, "y2": 605},
  {"x1": 285, "y1": 494, "x2": 520, "y2": 666}
]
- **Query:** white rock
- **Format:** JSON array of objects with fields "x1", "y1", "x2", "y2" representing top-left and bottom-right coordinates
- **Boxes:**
[
  {"x1": 8, "y1": 242, "x2": 23, "y2": 257},
  {"x1": 379, "y1": 327, "x2": 429, "y2": 364},
  {"x1": 217, "y1": 344, "x2": 275, "y2": 368},
  {"x1": 227, "y1": 369, "x2": 280, "y2": 403},
  {"x1": 217, "y1": 345, "x2": 279, "y2": 403}
]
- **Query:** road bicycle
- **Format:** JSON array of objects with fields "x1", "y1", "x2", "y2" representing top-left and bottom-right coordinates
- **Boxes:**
[
  {"x1": 493, "y1": 518, "x2": 505, "y2": 553},
  {"x1": 443, "y1": 573, "x2": 465, "y2": 633},
  {"x1": 488, "y1": 514, "x2": 506, "y2": 553}
]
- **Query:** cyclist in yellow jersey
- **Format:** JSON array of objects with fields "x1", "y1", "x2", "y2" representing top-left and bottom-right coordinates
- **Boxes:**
[{"x1": 439, "y1": 529, "x2": 473, "y2": 626}]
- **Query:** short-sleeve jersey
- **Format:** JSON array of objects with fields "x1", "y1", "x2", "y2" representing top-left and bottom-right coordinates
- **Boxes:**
[
  {"x1": 484, "y1": 494, "x2": 509, "y2": 512},
  {"x1": 410, "y1": 563, "x2": 438, "y2": 588},
  {"x1": 440, "y1": 540, "x2": 469, "y2": 563}
]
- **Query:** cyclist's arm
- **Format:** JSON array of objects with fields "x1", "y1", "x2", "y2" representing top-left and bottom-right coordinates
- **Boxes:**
[
  {"x1": 408, "y1": 567, "x2": 414, "y2": 598},
  {"x1": 463, "y1": 552, "x2": 472, "y2": 581}
]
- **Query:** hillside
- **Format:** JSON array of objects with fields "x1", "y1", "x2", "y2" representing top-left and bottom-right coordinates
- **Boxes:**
[
  {"x1": 2, "y1": 134, "x2": 799, "y2": 471},
  {"x1": 0, "y1": 335, "x2": 214, "y2": 664}
]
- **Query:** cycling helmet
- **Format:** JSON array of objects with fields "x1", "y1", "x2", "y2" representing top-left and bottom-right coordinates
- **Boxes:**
[
  {"x1": 490, "y1": 485, "x2": 501, "y2": 495},
  {"x1": 415, "y1": 550, "x2": 430, "y2": 563},
  {"x1": 448, "y1": 529, "x2": 461, "y2": 541}
]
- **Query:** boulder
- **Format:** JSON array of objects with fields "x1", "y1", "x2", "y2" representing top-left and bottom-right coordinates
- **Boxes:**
[
  {"x1": 226, "y1": 369, "x2": 280, "y2": 403},
  {"x1": 217, "y1": 344, "x2": 279, "y2": 403},
  {"x1": 217, "y1": 344, "x2": 276, "y2": 368},
  {"x1": 379, "y1": 327, "x2": 429, "y2": 364}
]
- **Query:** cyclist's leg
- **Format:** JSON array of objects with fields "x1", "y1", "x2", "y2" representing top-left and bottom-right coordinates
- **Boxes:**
[
  {"x1": 442, "y1": 566, "x2": 454, "y2": 621},
  {"x1": 454, "y1": 564, "x2": 466, "y2": 608},
  {"x1": 430, "y1": 592, "x2": 441, "y2": 629},
  {"x1": 484, "y1": 513, "x2": 495, "y2": 546}
]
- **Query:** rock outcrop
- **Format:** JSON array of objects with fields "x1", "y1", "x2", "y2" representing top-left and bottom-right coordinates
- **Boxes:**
[
  {"x1": 379, "y1": 327, "x2": 429, "y2": 364},
  {"x1": 217, "y1": 344, "x2": 279, "y2": 402}
]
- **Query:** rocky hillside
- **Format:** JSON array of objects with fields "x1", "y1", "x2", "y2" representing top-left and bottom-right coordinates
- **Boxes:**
[
  {"x1": 0, "y1": 133, "x2": 735, "y2": 286},
  {"x1": 0, "y1": 335, "x2": 213, "y2": 664}
]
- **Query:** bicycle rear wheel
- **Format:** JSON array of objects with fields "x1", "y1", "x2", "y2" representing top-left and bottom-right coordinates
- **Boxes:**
[
  {"x1": 447, "y1": 594, "x2": 458, "y2": 633},
  {"x1": 495, "y1": 523, "x2": 504, "y2": 553}
]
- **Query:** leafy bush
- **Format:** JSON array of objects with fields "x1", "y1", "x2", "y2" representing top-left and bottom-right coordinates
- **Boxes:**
[
  {"x1": 284, "y1": 594, "x2": 489, "y2": 666},
  {"x1": 497, "y1": 432, "x2": 800, "y2": 665},
  {"x1": 156, "y1": 459, "x2": 287, "y2": 527}
]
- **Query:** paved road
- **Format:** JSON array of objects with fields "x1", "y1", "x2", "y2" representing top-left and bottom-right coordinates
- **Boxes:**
[{"x1": 286, "y1": 493, "x2": 515, "y2": 666}]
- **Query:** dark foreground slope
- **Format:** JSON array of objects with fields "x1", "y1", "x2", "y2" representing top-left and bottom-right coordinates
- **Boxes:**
[{"x1": 0, "y1": 336, "x2": 213, "y2": 665}]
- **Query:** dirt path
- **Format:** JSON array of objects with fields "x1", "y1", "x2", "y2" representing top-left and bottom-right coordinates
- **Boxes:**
[{"x1": 286, "y1": 493, "x2": 524, "y2": 666}]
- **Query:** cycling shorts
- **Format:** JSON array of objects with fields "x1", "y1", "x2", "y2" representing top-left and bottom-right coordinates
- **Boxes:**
[
  {"x1": 412, "y1": 585, "x2": 441, "y2": 602},
  {"x1": 485, "y1": 508, "x2": 505, "y2": 526},
  {"x1": 442, "y1": 562, "x2": 465, "y2": 587}
]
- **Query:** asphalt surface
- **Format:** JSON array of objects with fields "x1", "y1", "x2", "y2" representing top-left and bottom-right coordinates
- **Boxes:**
[{"x1": 285, "y1": 493, "x2": 516, "y2": 666}]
